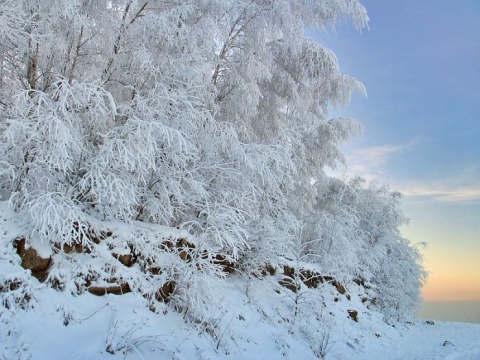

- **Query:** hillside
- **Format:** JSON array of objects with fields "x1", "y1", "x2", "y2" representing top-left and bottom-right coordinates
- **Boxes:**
[
  {"x1": 0, "y1": 200, "x2": 377, "y2": 358},
  {"x1": 2, "y1": 201, "x2": 480, "y2": 359},
  {"x1": 0, "y1": 1, "x2": 433, "y2": 358}
]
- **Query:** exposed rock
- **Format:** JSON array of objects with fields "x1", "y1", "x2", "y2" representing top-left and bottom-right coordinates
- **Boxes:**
[
  {"x1": 15, "y1": 237, "x2": 51, "y2": 282},
  {"x1": 112, "y1": 252, "x2": 136, "y2": 267},
  {"x1": 162, "y1": 238, "x2": 196, "y2": 261},
  {"x1": 332, "y1": 280, "x2": 346, "y2": 295},
  {"x1": 279, "y1": 277, "x2": 299, "y2": 293},
  {"x1": 53, "y1": 226, "x2": 111, "y2": 254},
  {"x1": 299, "y1": 269, "x2": 323, "y2": 288},
  {"x1": 54, "y1": 241, "x2": 90, "y2": 254},
  {"x1": 353, "y1": 278, "x2": 365, "y2": 287},
  {"x1": 72, "y1": 222, "x2": 112, "y2": 245},
  {"x1": 299, "y1": 269, "x2": 347, "y2": 294},
  {"x1": 0, "y1": 279, "x2": 24, "y2": 295},
  {"x1": 283, "y1": 265, "x2": 295, "y2": 278},
  {"x1": 213, "y1": 254, "x2": 235, "y2": 273},
  {"x1": 88, "y1": 282, "x2": 131, "y2": 296},
  {"x1": 347, "y1": 310, "x2": 358, "y2": 322},
  {"x1": 177, "y1": 238, "x2": 195, "y2": 261},
  {"x1": 155, "y1": 281, "x2": 175, "y2": 302},
  {"x1": 262, "y1": 263, "x2": 276, "y2": 276},
  {"x1": 0, "y1": 279, "x2": 32, "y2": 309},
  {"x1": 148, "y1": 267, "x2": 162, "y2": 275},
  {"x1": 278, "y1": 265, "x2": 300, "y2": 292},
  {"x1": 278, "y1": 266, "x2": 348, "y2": 296}
]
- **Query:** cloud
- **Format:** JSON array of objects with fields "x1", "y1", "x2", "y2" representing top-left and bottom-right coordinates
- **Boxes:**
[
  {"x1": 329, "y1": 143, "x2": 480, "y2": 204},
  {"x1": 398, "y1": 165, "x2": 480, "y2": 203},
  {"x1": 327, "y1": 143, "x2": 410, "y2": 181},
  {"x1": 400, "y1": 166, "x2": 480, "y2": 203},
  {"x1": 345, "y1": 144, "x2": 405, "y2": 180},
  {"x1": 401, "y1": 185, "x2": 480, "y2": 203}
]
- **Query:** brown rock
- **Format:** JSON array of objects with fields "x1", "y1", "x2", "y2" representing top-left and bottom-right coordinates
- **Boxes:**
[
  {"x1": 279, "y1": 277, "x2": 299, "y2": 293},
  {"x1": 353, "y1": 277, "x2": 371, "y2": 289},
  {"x1": 332, "y1": 280, "x2": 346, "y2": 295},
  {"x1": 53, "y1": 241, "x2": 91, "y2": 254},
  {"x1": 299, "y1": 269, "x2": 323, "y2": 288},
  {"x1": 262, "y1": 263, "x2": 276, "y2": 276},
  {"x1": 148, "y1": 267, "x2": 162, "y2": 275},
  {"x1": 283, "y1": 265, "x2": 295, "y2": 278},
  {"x1": 88, "y1": 282, "x2": 131, "y2": 296},
  {"x1": 15, "y1": 238, "x2": 51, "y2": 282},
  {"x1": 112, "y1": 253, "x2": 136, "y2": 267},
  {"x1": 347, "y1": 310, "x2": 358, "y2": 322},
  {"x1": 213, "y1": 254, "x2": 235, "y2": 273},
  {"x1": 176, "y1": 238, "x2": 195, "y2": 261},
  {"x1": 353, "y1": 278, "x2": 365, "y2": 287},
  {"x1": 161, "y1": 238, "x2": 195, "y2": 261},
  {"x1": 155, "y1": 281, "x2": 175, "y2": 302},
  {"x1": 320, "y1": 275, "x2": 346, "y2": 294}
]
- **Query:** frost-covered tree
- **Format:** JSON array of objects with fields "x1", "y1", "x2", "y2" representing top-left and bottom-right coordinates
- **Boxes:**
[
  {"x1": 350, "y1": 179, "x2": 427, "y2": 321},
  {"x1": 0, "y1": 0, "x2": 425, "y2": 322},
  {"x1": 296, "y1": 176, "x2": 426, "y2": 320},
  {"x1": 0, "y1": 0, "x2": 367, "y2": 252}
]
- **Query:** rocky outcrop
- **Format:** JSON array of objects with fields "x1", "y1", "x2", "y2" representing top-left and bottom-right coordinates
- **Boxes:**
[
  {"x1": 279, "y1": 265, "x2": 300, "y2": 293},
  {"x1": 155, "y1": 281, "x2": 175, "y2": 302},
  {"x1": 299, "y1": 268, "x2": 323, "y2": 288},
  {"x1": 88, "y1": 282, "x2": 131, "y2": 296},
  {"x1": 278, "y1": 266, "x2": 348, "y2": 294},
  {"x1": 347, "y1": 309, "x2": 358, "y2": 322},
  {"x1": 161, "y1": 238, "x2": 196, "y2": 261},
  {"x1": 14, "y1": 238, "x2": 51, "y2": 282}
]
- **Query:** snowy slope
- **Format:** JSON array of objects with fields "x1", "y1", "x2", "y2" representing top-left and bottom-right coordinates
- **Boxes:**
[
  {"x1": 2, "y1": 282, "x2": 479, "y2": 360},
  {"x1": 332, "y1": 321, "x2": 480, "y2": 360},
  {"x1": 1, "y1": 201, "x2": 479, "y2": 360}
]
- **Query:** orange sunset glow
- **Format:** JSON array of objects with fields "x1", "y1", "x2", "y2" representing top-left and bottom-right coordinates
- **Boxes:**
[{"x1": 421, "y1": 246, "x2": 480, "y2": 301}]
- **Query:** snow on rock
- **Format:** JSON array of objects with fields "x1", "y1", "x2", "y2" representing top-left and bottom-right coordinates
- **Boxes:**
[{"x1": 2, "y1": 201, "x2": 478, "y2": 360}]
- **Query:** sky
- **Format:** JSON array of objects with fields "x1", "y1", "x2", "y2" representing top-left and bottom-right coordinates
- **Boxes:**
[{"x1": 310, "y1": 1, "x2": 480, "y2": 301}]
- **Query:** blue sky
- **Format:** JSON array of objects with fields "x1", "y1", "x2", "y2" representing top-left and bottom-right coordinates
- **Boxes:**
[{"x1": 310, "y1": 1, "x2": 480, "y2": 300}]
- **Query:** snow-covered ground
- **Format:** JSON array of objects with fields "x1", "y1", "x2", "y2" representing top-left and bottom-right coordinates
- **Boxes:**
[
  {"x1": 1, "y1": 201, "x2": 479, "y2": 360},
  {"x1": 332, "y1": 321, "x2": 480, "y2": 360},
  {"x1": 2, "y1": 286, "x2": 479, "y2": 360}
]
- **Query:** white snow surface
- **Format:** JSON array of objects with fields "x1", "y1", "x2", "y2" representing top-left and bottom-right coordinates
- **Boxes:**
[{"x1": 1, "y1": 202, "x2": 479, "y2": 360}]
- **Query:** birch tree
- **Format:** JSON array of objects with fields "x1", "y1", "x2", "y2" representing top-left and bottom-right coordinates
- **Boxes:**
[{"x1": 0, "y1": 0, "x2": 425, "y2": 320}]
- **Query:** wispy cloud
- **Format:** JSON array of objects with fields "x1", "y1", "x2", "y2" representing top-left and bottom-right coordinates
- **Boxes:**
[
  {"x1": 327, "y1": 142, "x2": 412, "y2": 181},
  {"x1": 345, "y1": 144, "x2": 406, "y2": 180},
  {"x1": 401, "y1": 186, "x2": 480, "y2": 203},
  {"x1": 400, "y1": 166, "x2": 480, "y2": 203},
  {"x1": 330, "y1": 144, "x2": 480, "y2": 204}
]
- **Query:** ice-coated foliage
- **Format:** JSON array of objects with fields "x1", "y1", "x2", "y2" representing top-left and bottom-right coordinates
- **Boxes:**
[
  {"x1": 300, "y1": 177, "x2": 427, "y2": 319},
  {"x1": 0, "y1": 0, "x2": 425, "y2": 325}
]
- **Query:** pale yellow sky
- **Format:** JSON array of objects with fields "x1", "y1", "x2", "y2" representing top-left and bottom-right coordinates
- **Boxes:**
[
  {"x1": 313, "y1": 0, "x2": 480, "y2": 303},
  {"x1": 420, "y1": 245, "x2": 480, "y2": 301},
  {"x1": 401, "y1": 205, "x2": 480, "y2": 302}
]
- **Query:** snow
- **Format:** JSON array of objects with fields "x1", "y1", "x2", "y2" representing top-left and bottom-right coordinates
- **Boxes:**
[
  {"x1": 0, "y1": 1, "x2": 470, "y2": 358},
  {"x1": 337, "y1": 321, "x2": 480, "y2": 360},
  {"x1": 2, "y1": 198, "x2": 479, "y2": 359},
  {"x1": 2, "y1": 280, "x2": 479, "y2": 359}
]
